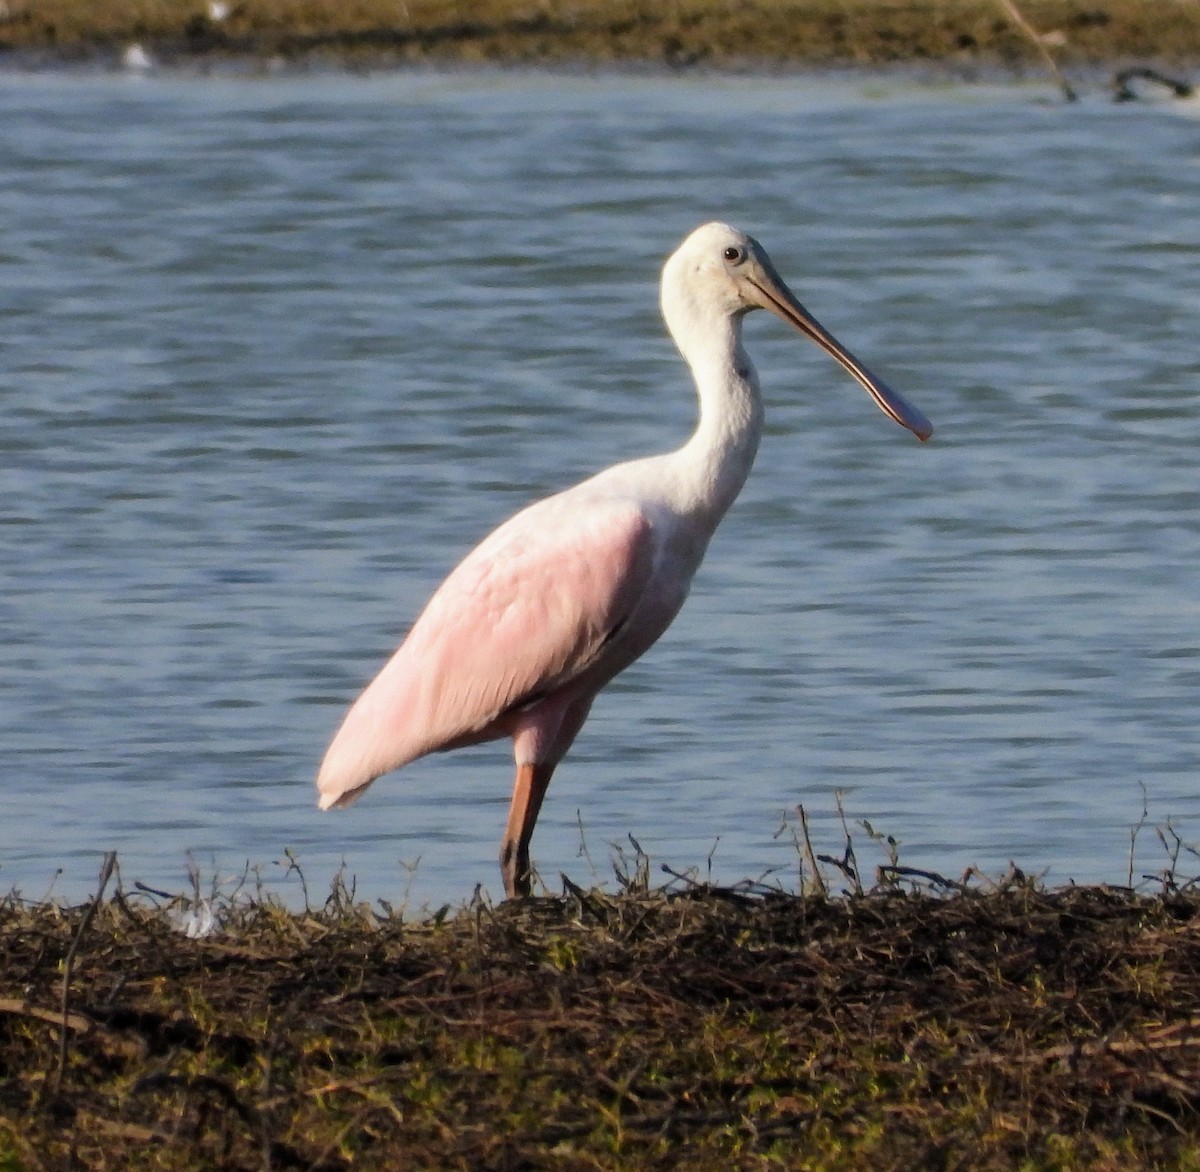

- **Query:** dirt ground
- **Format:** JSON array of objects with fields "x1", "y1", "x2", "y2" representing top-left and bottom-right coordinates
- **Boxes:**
[
  {"x1": 5, "y1": 0, "x2": 1200, "y2": 71},
  {"x1": 3, "y1": 852, "x2": 1200, "y2": 1169}
]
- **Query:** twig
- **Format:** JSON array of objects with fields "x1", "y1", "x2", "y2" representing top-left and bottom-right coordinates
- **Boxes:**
[
  {"x1": 796, "y1": 806, "x2": 828, "y2": 898},
  {"x1": 1113, "y1": 67, "x2": 1195, "y2": 103},
  {"x1": 0, "y1": 997, "x2": 92, "y2": 1033},
  {"x1": 965, "y1": 1015, "x2": 1200, "y2": 1067},
  {"x1": 877, "y1": 864, "x2": 971, "y2": 894},
  {"x1": 996, "y1": 0, "x2": 1078, "y2": 102},
  {"x1": 575, "y1": 808, "x2": 598, "y2": 881},
  {"x1": 53, "y1": 851, "x2": 116, "y2": 1093},
  {"x1": 561, "y1": 872, "x2": 615, "y2": 923},
  {"x1": 1129, "y1": 782, "x2": 1150, "y2": 889},
  {"x1": 705, "y1": 835, "x2": 720, "y2": 885},
  {"x1": 613, "y1": 834, "x2": 651, "y2": 893},
  {"x1": 281, "y1": 847, "x2": 309, "y2": 912},
  {"x1": 832, "y1": 793, "x2": 863, "y2": 896},
  {"x1": 659, "y1": 862, "x2": 703, "y2": 889}
]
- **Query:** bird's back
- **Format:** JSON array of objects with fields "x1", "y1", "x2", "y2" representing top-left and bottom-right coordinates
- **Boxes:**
[{"x1": 316, "y1": 477, "x2": 679, "y2": 809}]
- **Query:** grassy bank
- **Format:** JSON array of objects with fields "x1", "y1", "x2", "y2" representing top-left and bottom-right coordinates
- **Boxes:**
[
  {"x1": 3, "y1": 852, "x2": 1200, "y2": 1169},
  {"x1": 5, "y1": 0, "x2": 1200, "y2": 69}
]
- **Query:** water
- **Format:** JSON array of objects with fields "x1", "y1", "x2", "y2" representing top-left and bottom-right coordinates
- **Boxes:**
[{"x1": 4, "y1": 68, "x2": 1200, "y2": 908}]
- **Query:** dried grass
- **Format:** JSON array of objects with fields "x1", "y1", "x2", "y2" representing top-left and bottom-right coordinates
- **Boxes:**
[{"x1": 4, "y1": 816, "x2": 1200, "y2": 1169}]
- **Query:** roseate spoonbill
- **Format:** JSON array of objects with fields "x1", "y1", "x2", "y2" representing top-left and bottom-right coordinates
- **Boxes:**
[{"x1": 317, "y1": 221, "x2": 932, "y2": 898}]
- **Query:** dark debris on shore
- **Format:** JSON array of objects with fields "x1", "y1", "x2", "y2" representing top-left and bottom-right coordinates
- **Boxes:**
[{"x1": 3, "y1": 846, "x2": 1200, "y2": 1169}]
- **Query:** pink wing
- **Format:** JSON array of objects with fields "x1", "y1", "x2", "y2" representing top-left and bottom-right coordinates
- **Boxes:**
[{"x1": 317, "y1": 495, "x2": 658, "y2": 808}]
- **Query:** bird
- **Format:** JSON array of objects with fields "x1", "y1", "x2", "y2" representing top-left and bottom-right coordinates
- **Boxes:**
[
  {"x1": 316, "y1": 221, "x2": 932, "y2": 899},
  {"x1": 120, "y1": 43, "x2": 155, "y2": 72}
]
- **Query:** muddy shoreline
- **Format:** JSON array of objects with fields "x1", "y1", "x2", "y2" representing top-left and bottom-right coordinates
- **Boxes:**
[
  {"x1": 4, "y1": 866, "x2": 1200, "y2": 1169},
  {"x1": 5, "y1": 1, "x2": 1200, "y2": 73}
]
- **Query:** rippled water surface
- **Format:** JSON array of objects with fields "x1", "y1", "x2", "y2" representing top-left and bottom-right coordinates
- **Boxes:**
[{"x1": 4, "y1": 69, "x2": 1200, "y2": 906}]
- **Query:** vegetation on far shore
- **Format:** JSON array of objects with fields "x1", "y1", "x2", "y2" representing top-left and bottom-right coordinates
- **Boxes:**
[
  {"x1": 5, "y1": 0, "x2": 1200, "y2": 70},
  {"x1": 4, "y1": 812, "x2": 1200, "y2": 1170}
]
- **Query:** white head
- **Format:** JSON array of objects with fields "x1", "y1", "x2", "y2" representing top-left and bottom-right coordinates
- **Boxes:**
[{"x1": 662, "y1": 222, "x2": 932, "y2": 441}]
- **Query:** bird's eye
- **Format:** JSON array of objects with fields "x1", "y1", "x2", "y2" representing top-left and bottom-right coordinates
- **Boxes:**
[{"x1": 723, "y1": 245, "x2": 744, "y2": 263}]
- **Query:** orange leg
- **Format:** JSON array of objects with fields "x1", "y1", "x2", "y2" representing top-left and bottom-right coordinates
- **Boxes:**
[{"x1": 499, "y1": 761, "x2": 555, "y2": 899}]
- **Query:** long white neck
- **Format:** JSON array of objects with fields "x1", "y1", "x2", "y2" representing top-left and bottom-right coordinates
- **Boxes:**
[{"x1": 662, "y1": 289, "x2": 765, "y2": 531}]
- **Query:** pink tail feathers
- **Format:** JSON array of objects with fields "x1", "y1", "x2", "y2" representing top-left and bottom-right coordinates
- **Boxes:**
[
  {"x1": 316, "y1": 710, "x2": 386, "y2": 810},
  {"x1": 316, "y1": 664, "x2": 424, "y2": 810}
]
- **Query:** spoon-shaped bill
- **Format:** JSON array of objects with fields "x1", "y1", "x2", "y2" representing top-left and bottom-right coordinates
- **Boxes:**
[{"x1": 748, "y1": 260, "x2": 933, "y2": 442}]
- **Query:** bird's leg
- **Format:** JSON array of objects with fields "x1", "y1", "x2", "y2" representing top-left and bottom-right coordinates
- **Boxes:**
[{"x1": 499, "y1": 761, "x2": 555, "y2": 899}]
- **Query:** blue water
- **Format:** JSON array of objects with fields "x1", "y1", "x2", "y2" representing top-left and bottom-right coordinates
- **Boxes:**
[{"x1": 4, "y1": 68, "x2": 1200, "y2": 908}]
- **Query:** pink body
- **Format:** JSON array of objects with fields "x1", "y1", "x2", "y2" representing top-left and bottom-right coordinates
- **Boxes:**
[
  {"x1": 317, "y1": 484, "x2": 689, "y2": 804},
  {"x1": 316, "y1": 222, "x2": 931, "y2": 896}
]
